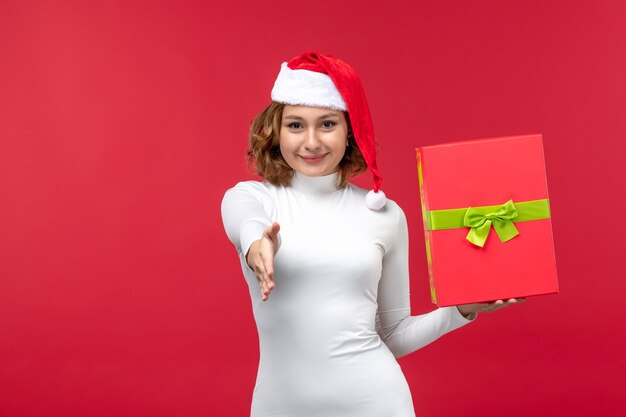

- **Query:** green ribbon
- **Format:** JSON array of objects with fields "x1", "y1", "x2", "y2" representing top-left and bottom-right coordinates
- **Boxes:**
[
  {"x1": 426, "y1": 199, "x2": 551, "y2": 248},
  {"x1": 464, "y1": 200, "x2": 519, "y2": 247}
]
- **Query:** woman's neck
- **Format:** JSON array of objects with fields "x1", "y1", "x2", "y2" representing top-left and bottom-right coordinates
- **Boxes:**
[{"x1": 290, "y1": 171, "x2": 342, "y2": 195}]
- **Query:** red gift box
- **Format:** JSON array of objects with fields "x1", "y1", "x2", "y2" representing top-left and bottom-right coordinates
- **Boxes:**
[{"x1": 415, "y1": 134, "x2": 559, "y2": 307}]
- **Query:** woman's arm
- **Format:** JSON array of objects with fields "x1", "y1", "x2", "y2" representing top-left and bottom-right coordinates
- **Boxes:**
[
  {"x1": 375, "y1": 206, "x2": 474, "y2": 359},
  {"x1": 221, "y1": 183, "x2": 280, "y2": 300},
  {"x1": 221, "y1": 183, "x2": 274, "y2": 257}
]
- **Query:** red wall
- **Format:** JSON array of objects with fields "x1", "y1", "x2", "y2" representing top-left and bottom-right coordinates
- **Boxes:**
[{"x1": 1, "y1": 1, "x2": 624, "y2": 416}]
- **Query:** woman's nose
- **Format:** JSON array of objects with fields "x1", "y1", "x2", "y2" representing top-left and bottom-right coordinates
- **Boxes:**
[{"x1": 304, "y1": 129, "x2": 321, "y2": 150}]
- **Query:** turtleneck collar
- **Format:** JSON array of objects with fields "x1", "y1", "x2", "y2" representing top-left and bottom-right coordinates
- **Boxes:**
[{"x1": 290, "y1": 171, "x2": 342, "y2": 195}]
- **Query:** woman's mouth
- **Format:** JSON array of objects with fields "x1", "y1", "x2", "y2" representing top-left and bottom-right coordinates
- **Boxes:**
[{"x1": 299, "y1": 154, "x2": 327, "y2": 163}]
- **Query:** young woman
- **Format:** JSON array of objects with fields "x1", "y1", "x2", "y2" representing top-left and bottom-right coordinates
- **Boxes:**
[{"x1": 221, "y1": 51, "x2": 521, "y2": 417}]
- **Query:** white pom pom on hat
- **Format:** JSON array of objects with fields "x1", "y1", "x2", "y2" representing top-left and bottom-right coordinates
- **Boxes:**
[
  {"x1": 366, "y1": 189, "x2": 387, "y2": 211},
  {"x1": 271, "y1": 51, "x2": 386, "y2": 210}
]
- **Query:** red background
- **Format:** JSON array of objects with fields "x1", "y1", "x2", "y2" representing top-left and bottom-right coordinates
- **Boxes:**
[{"x1": 1, "y1": 1, "x2": 624, "y2": 416}]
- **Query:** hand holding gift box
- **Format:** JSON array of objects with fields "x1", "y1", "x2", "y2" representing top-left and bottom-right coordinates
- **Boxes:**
[{"x1": 416, "y1": 134, "x2": 559, "y2": 307}]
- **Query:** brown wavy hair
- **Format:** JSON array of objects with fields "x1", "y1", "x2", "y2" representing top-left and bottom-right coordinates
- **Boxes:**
[{"x1": 247, "y1": 102, "x2": 368, "y2": 187}]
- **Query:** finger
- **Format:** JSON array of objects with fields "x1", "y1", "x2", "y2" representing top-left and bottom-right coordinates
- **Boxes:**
[
  {"x1": 496, "y1": 299, "x2": 509, "y2": 308},
  {"x1": 265, "y1": 222, "x2": 281, "y2": 239},
  {"x1": 259, "y1": 247, "x2": 273, "y2": 282},
  {"x1": 264, "y1": 257, "x2": 275, "y2": 287},
  {"x1": 261, "y1": 270, "x2": 271, "y2": 296},
  {"x1": 260, "y1": 276, "x2": 271, "y2": 301},
  {"x1": 255, "y1": 266, "x2": 267, "y2": 294},
  {"x1": 257, "y1": 277, "x2": 268, "y2": 301},
  {"x1": 491, "y1": 299, "x2": 519, "y2": 311},
  {"x1": 253, "y1": 260, "x2": 270, "y2": 298},
  {"x1": 260, "y1": 260, "x2": 276, "y2": 298}
]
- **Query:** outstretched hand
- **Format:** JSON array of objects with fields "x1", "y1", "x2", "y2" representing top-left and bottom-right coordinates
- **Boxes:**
[
  {"x1": 456, "y1": 298, "x2": 526, "y2": 318},
  {"x1": 246, "y1": 222, "x2": 280, "y2": 301}
]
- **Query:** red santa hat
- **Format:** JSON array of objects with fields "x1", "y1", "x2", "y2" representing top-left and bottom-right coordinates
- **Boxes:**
[{"x1": 271, "y1": 51, "x2": 386, "y2": 210}]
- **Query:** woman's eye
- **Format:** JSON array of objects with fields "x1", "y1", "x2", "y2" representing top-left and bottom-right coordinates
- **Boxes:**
[
  {"x1": 321, "y1": 121, "x2": 336, "y2": 128},
  {"x1": 287, "y1": 122, "x2": 303, "y2": 129}
]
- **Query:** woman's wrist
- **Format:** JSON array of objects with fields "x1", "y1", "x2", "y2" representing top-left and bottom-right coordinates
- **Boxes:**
[{"x1": 456, "y1": 306, "x2": 476, "y2": 320}]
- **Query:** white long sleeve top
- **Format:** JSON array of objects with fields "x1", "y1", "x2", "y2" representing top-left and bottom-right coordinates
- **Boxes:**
[{"x1": 221, "y1": 171, "x2": 473, "y2": 417}]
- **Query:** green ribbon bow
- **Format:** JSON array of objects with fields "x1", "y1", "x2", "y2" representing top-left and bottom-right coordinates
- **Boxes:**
[
  {"x1": 426, "y1": 198, "x2": 551, "y2": 248},
  {"x1": 463, "y1": 200, "x2": 519, "y2": 247}
]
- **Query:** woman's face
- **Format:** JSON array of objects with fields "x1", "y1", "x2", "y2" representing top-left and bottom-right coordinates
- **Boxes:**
[{"x1": 279, "y1": 105, "x2": 348, "y2": 177}]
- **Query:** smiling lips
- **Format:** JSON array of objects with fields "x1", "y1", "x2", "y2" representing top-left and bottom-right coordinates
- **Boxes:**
[{"x1": 299, "y1": 154, "x2": 327, "y2": 163}]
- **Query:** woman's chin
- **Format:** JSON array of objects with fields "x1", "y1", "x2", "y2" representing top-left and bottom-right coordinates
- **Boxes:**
[{"x1": 294, "y1": 166, "x2": 336, "y2": 177}]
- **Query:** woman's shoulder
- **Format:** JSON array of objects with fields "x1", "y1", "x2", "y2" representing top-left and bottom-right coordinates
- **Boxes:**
[
  {"x1": 345, "y1": 183, "x2": 406, "y2": 221},
  {"x1": 224, "y1": 178, "x2": 283, "y2": 196},
  {"x1": 346, "y1": 183, "x2": 403, "y2": 209},
  {"x1": 222, "y1": 179, "x2": 280, "y2": 209}
]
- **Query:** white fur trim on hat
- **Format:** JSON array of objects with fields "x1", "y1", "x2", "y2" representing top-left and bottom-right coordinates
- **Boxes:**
[{"x1": 271, "y1": 62, "x2": 347, "y2": 111}]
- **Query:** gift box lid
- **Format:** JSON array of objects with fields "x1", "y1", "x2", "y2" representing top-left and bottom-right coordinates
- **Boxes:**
[{"x1": 417, "y1": 134, "x2": 550, "y2": 210}]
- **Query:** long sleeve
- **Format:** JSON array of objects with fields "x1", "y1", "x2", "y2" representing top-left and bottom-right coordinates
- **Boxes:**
[
  {"x1": 221, "y1": 182, "x2": 278, "y2": 263},
  {"x1": 376, "y1": 206, "x2": 474, "y2": 358}
]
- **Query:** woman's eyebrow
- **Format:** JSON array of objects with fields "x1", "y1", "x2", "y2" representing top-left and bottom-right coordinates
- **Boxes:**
[
  {"x1": 283, "y1": 113, "x2": 340, "y2": 121},
  {"x1": 317, "y1": 113, "x2": 340, "y2": 119}
]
